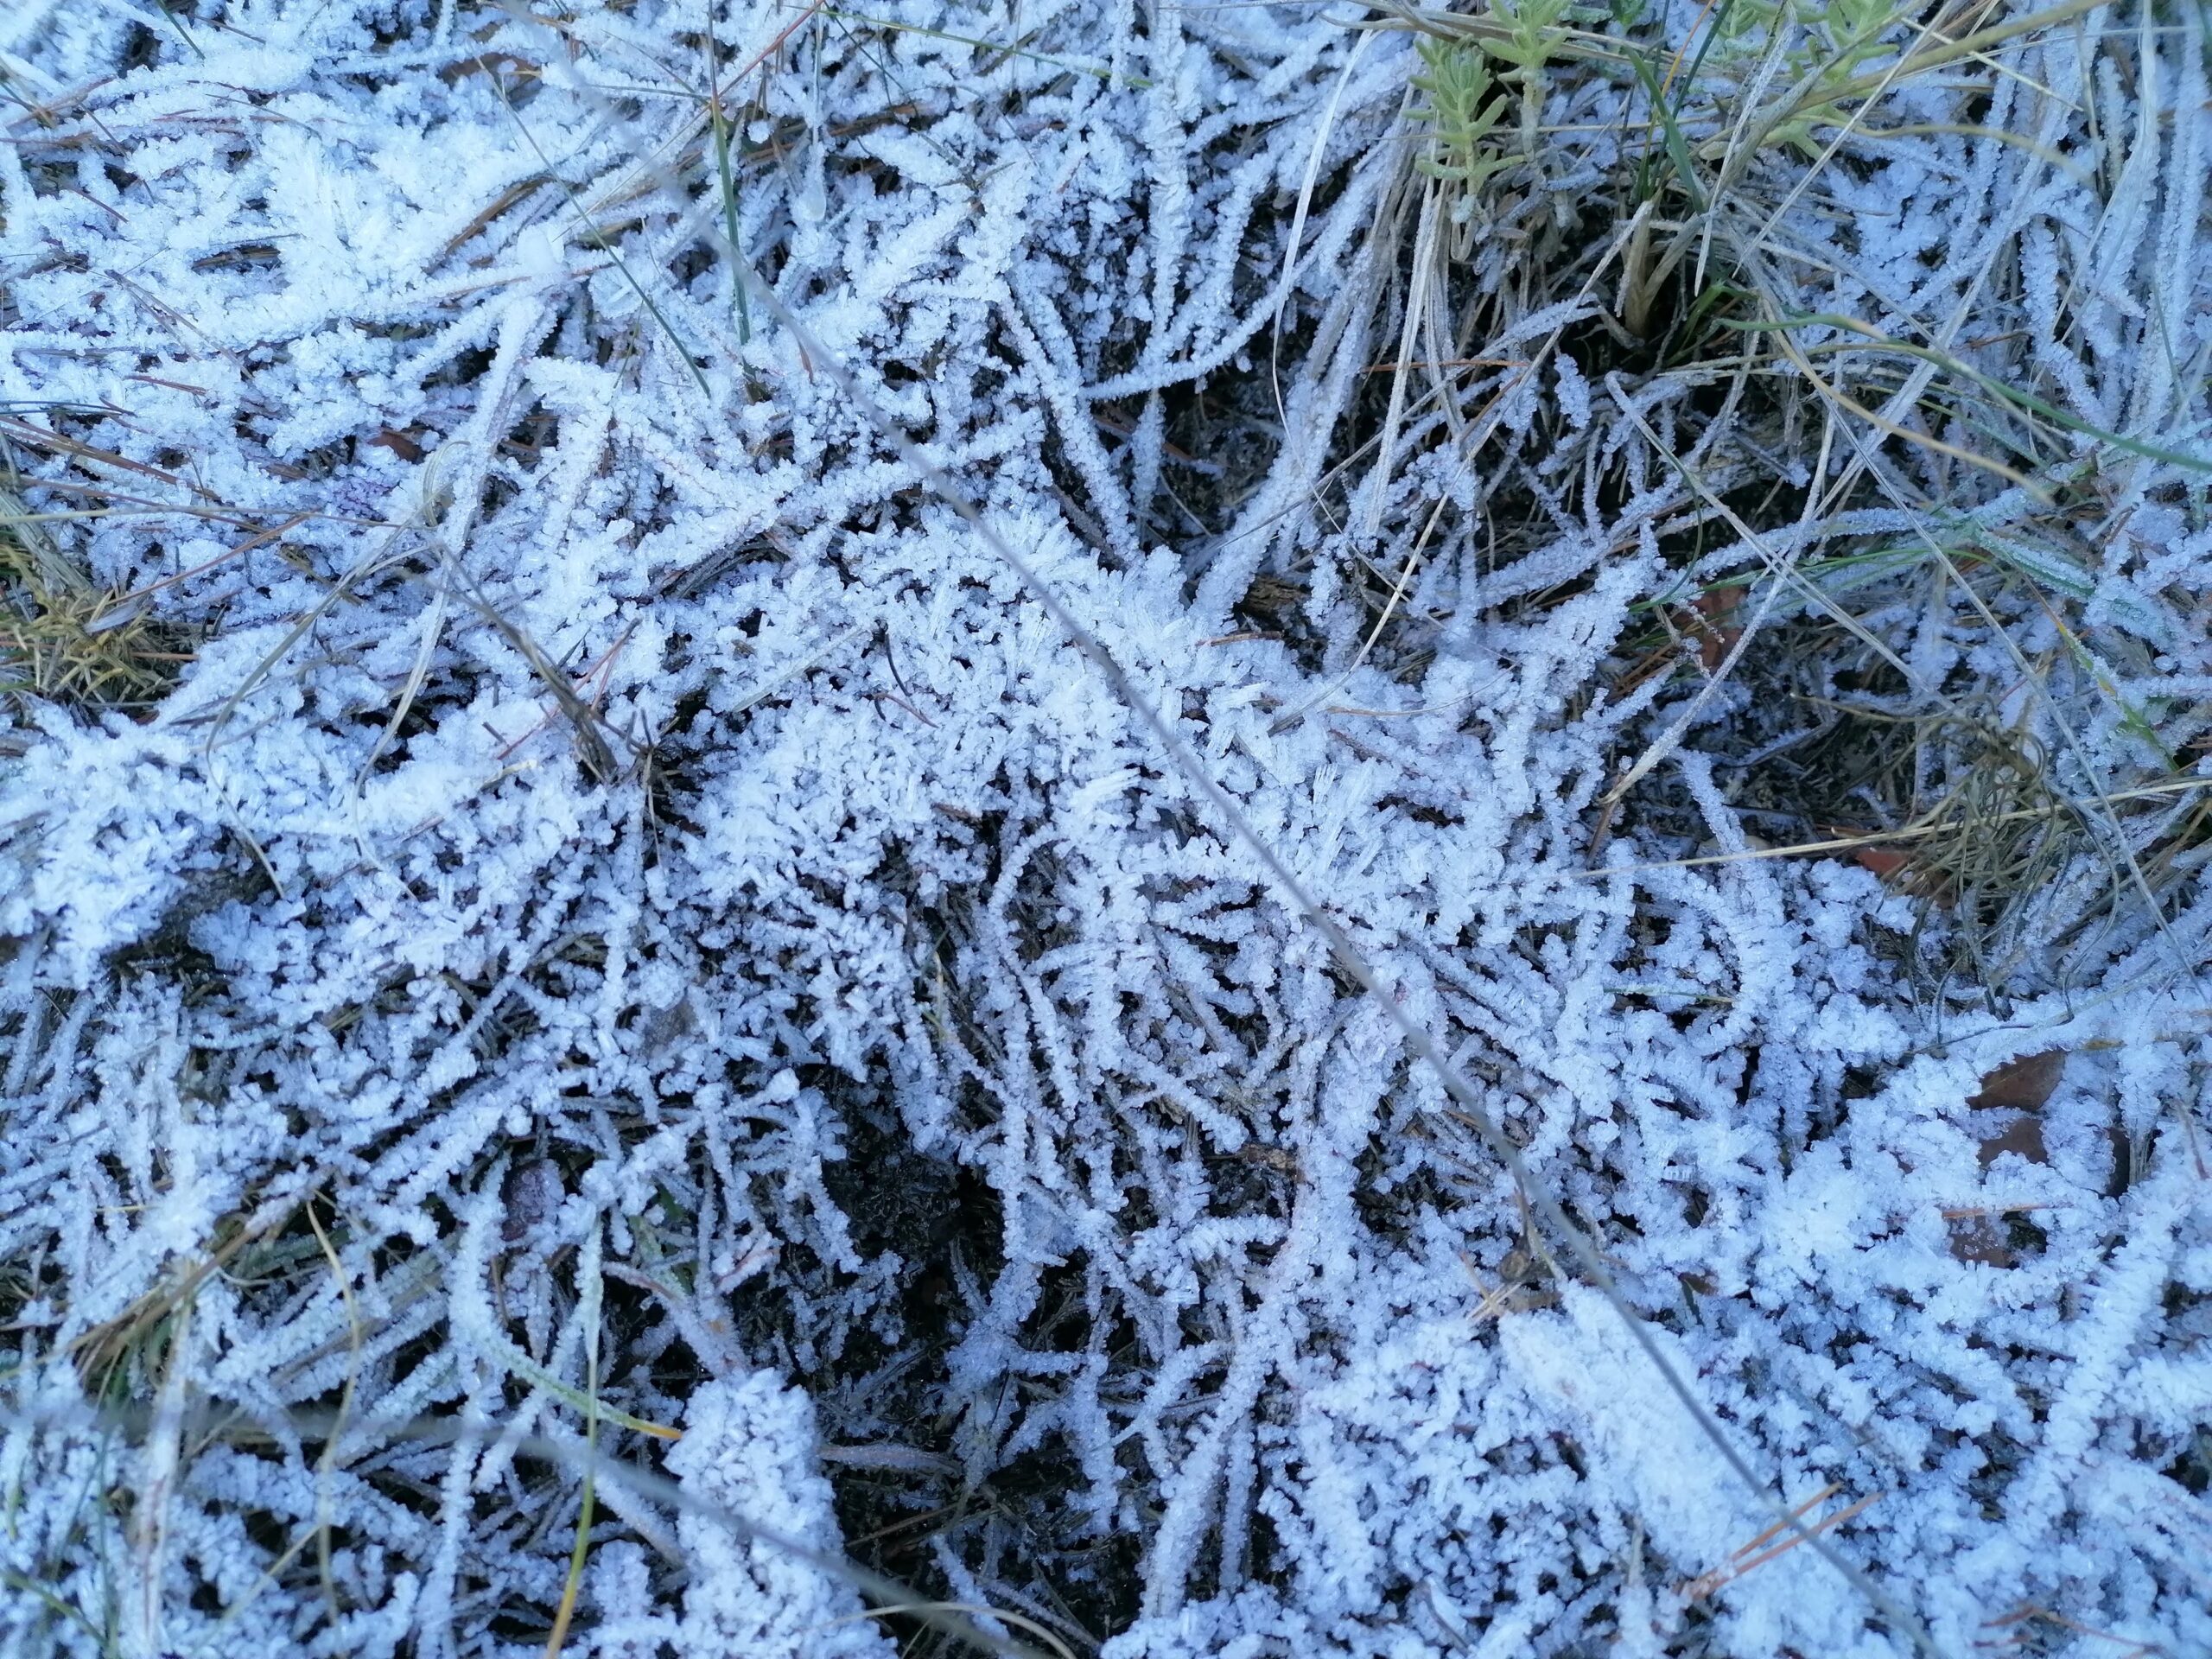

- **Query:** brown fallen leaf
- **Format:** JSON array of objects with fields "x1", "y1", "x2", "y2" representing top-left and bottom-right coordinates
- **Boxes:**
[
  {"x1": 1688, "y1": 583, "x2": 1744, "y2": 672},
  {"x1": 1969, "y1": 1050, "x2": 2067, "y2": 1114},
  {"x1": 1853, "y1": 846, "x2": 1911, "y2": 881},
  {"x1": 1850, "y1": 843, "x2": 1957, "y2": 906},
  {"x1": 1948, "y1": 1051, "x2": 2067, "y2": 1265}
]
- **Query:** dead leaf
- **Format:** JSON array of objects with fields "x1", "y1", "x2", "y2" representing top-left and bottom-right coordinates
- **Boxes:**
[
  {"x1": 1688, "y1": 584, "x2": 1743, "y2": 672},
  {"x1": 1847, "y1": 842, "x2": 1957, "y2": 906},
  {"x1": 1853, "y1": 846, "x2": 1911, "y2": 881},
  {"x1": 1969, "y1": 1051, "x2": 2066, "y2": 1113},
  {"x1": 1947, "y1": 1052, "x2": 2067, "y2": 1264}
]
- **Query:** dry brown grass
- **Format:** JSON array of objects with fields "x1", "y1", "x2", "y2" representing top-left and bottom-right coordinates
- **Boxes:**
[{"x1": 1, "y1": 482, "x2": 184, "y2": 712}]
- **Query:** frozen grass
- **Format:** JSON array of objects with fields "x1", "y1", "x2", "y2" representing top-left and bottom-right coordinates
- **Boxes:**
[
  {"x1": 1, "y1": 2, "x2": 2209, "y2": 1657},
  {"x1": 1339, "y1": 0, "x2": 2212, "y2": 996},
  {"x1": 1, "y1": 482, "x2": 180, "y2": 714}
]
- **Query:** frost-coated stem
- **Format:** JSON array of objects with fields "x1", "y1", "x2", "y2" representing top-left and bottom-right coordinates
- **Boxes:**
[{"x1": 734, "y1": 269, "x2": 1947, "y2": 1659}]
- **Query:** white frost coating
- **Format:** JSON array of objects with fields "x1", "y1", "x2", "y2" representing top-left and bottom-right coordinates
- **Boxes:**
[
  {"x1": 0, "y1": 0, "x2": 2207, "y2": 1656},
  {"x1": 664, "y1": 1374, "x2": 893, "y2": 1659}
]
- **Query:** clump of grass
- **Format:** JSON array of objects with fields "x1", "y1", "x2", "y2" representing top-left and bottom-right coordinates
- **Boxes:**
[
  {"x1": 1802, "y1": 705, "x2": 2086, "y2": 977},
  {"x1": 1330, "y1": 0, "x2": 2212, "y2": 993},
  {"x1": 1, "y1": 489, "x2": 180, "y2": 712}
]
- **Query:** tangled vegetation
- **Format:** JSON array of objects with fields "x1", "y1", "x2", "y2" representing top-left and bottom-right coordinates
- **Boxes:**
[{"x1": 1, "y1": 1, "x2": 2208, "y2": 1656}]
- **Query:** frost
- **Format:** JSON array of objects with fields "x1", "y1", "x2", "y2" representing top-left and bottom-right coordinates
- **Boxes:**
[
  {"x1": 665, "y1": 1374, "x2": 892, "y2": 1659},
  {"x1": 2, "y1": 0, "x2": 2209, "y2": 1656}
]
